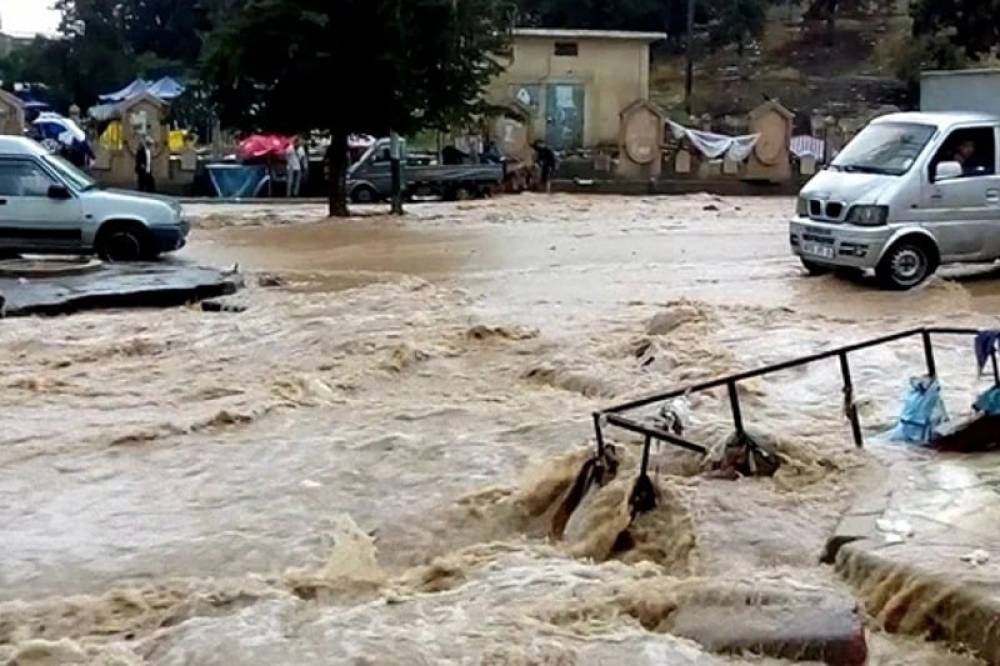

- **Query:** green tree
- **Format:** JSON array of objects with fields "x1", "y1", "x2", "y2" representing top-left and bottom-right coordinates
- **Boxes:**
[
  {"x1": 201, "y1": 0, "x2": 514, "y2": 217},
  {"x1": 910, "y1": 0, "x2": 1000, "y2": 61},
  {"x1": 5, "y1": 1, "x2": 215, "y2": 110},
  {"x1": 710, "y1": 0, "x2": 767, "y2": 56},
  {"x1": 518, "y1": 0, "x2": 675, "y2": 32},
  {"x1": 517, "y1": 0, "x2": 780, "y2": 51},
  {"x1": 55, "y1": 0, "x2": 208, "y2": 73}
]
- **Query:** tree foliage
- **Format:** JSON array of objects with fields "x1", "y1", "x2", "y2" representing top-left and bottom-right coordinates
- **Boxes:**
[
  {"x1": 517, "y1": 0, "x2": 684, "y2": 35},
  {"x1": 517, "y1": 0, "x2": 776, "y2": 50},
  {"x1": 200, "y1": 0, "x2": 515, "y2": 216},
  {"x1": 710, "y1": 0, "x2": 768, "y2": 51},
  {"x1": 4, "y1": 0, "x2": 211, "y2": 108},
  {"x1": 910, "y1": 0, "x2": 1000, "y2": 61}
]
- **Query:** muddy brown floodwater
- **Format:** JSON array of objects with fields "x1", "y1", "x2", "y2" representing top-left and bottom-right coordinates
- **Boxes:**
[{"x1": 1, "y1": 194, "x2": 996, "y2": 665}]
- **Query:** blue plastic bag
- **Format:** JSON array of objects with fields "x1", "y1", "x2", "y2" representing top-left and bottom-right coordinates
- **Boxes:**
[
  {"x1": 974, "y1": 386, "x2": 1000, "y2": 416},
  {"x1": 888, "y1": 377, "x2": 948, "y2": 444}
]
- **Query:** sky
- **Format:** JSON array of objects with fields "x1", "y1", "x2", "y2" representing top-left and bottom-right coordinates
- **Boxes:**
[{"x1": 0, "y1": 1, "x2": 60, "y2": 37}]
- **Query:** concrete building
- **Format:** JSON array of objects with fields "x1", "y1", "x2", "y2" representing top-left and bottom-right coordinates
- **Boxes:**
[{"x1": 487, "y1": 28, "x2": 666, "y2": 152}]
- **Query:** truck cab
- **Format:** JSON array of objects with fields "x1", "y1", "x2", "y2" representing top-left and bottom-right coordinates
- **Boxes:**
[
  {"x1": 347, "y1": 137, "x2": 503, "y2": 203},
  {"x1": 0, "y1": 136, "x2": 189, "y2": 261},
  {"x1": 790, "y1": 112, "x2": 1000, "y2": 289}
]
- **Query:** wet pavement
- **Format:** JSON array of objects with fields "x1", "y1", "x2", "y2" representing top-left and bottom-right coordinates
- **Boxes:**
[
  {"x1": 2, "y1": 194, "x2": 998, "y2": 665},
  {"x1": 831, "y1": 443, "x2": 1000, "y2": 663},
  {"x1": 0, "y1": 259, "x2": 241, "y2": 316}
]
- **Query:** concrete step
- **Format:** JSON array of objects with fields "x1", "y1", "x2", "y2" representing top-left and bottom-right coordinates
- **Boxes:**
[{"x1": 670, "y1": 587, "x2": 867, "y2": 665}]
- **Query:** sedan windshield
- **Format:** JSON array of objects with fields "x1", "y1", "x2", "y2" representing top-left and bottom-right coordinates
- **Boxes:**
[
  {"x1": 43, "y1": 154, "x2": 98, "y2": 191},
  {"x1": 831, "y1": 122, "x2": 936, "y2": 176}
]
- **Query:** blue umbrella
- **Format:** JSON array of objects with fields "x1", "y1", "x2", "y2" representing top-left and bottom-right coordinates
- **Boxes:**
[{"x1": 33, "y1": 112, "x2": 86, "y2": 146}]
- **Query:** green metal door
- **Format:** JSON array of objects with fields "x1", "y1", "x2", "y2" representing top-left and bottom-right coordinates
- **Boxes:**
[{"x1": 545, "y1": 84, "x2": 584, "y2": 150}]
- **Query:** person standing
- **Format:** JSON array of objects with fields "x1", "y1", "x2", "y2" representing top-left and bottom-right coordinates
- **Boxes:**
[
  {"x1": 533, "y1": 140, "x2": 557, "y2": 193},
  {"x1": 286, "y1": 137, "x2": 302, "y2": 198},
  {"x1": 135, "y1": 135, "x2": 156, "y2": 193},
  {"x1": 297, "y1": 138, "x2": 309, "y2": 196}
]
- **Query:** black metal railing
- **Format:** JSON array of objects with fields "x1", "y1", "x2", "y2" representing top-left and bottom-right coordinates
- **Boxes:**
[{"x1": 594, "y1": 327, "x2": 997, "y2": 474}]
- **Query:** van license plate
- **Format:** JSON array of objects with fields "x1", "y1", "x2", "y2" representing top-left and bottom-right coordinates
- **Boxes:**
[{"x1": 802, "y1": 242, "x2": 835, "y2": 259}]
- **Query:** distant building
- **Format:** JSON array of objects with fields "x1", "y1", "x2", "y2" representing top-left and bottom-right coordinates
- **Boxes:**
[
  {"x1": 0, "y1": 14, "x2": 35, "y2": 58},
  {"x1": 487, "y1": 28, "x2": 666, "y2": 152}
]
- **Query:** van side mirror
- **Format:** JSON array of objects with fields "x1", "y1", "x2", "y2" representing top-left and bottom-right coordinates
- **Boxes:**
[
  {"x1": 934, "y1": 161, "x2": 963, "y2": 182},
  {"x1": 47, "y1": 184, "x2": 71, "y2": 200}
]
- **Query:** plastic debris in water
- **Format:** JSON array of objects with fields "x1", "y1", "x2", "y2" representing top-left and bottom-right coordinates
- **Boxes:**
[
  {"x1": 875, "y1": 517, "x2": 914, "y2": 542},
  {"x1": 960, "y1": 549, "x2": 990, "y2": 565},
  {"x1": 656, "y1": 396, "x2": 691, "y2": 436}
]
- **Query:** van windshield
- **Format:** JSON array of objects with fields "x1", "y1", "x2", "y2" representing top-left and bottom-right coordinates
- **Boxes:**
[
  {"x1": 42, "y1": 154, "x2": 98, "y2": 191},
  {"x1": 831, "y1": 122, "x2": 936, "y2": 176}
]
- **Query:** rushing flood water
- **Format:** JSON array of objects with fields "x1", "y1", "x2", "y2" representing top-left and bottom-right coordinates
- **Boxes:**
[{"x1": 1, "y1": 194, "x2": 996, "y2": 664}]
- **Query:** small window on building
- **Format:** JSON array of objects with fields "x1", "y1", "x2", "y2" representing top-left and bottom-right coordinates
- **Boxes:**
[{"x1": 554, "y1": 42, "x2": 578, "y2": 57}]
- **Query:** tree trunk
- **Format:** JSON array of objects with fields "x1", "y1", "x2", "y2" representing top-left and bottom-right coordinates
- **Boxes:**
[{"x1": 327, "y1": 130, "x2": 349, "y2": 217}]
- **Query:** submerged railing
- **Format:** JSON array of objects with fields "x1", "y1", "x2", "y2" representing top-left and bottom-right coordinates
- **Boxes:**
[{"x1": 594, "y1": 327, "x2": 997, "y2": 485}]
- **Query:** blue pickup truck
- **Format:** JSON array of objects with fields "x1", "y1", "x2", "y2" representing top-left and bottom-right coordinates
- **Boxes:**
[{"x1": 347, "y1": 138, "x2": 504, "y2": 203}]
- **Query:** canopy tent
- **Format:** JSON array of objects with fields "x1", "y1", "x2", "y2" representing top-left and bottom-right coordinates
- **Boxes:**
[
  {"x1": 148, "y1": 77, "x2": 186, "y2": 100},
  {"x1": 99, "y1": 79, "x2": 149, "y2": 103},
  {"x1": 24, "y1": 101, "x2": 52, "y2": 111},
  {"x1": 98, "y1": 77, "x2": 186, "y2": 104}
]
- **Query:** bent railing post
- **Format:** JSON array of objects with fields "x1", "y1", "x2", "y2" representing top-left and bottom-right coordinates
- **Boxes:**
[
  {"x1": 922, "y1": 329, "x2": 937, "y2": 379},
  {"x1": 839, "y1": 351, "x2": 864, "y2": 448},
  {"x1": 727, "y1": 380, "x2": 745, "y2": 442},
  {"x1": 593, "y1": 412, "x2": 605, "y2": 457}
]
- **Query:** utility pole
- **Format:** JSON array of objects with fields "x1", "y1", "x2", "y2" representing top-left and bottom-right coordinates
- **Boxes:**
[
  {"x1": 684, "y1": 0, "x2": 696, "y2": 114},
  {"x1": 389, "y1": 130, "x2": 404, "y2": 215}
]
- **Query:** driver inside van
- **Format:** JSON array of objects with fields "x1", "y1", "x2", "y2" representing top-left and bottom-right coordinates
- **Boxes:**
[{"x1": 953, "y1": 139, "x2": 979, "y2": 175}]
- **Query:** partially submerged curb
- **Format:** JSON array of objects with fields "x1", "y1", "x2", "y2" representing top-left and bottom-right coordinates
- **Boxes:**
[
  {"x1": 824, "y1": 499, "x2": 1000, "y2": 664},
  {"x1": 0, "y1": 263, "x2": 242, "y2": 317}
]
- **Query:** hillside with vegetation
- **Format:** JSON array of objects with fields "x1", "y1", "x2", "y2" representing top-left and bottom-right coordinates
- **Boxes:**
[
  {"x1": 522, "y1": 0, "x2": 998, "y2": 133},
  {"x1": 652, "y1": 4, "x2": 915, "y2": 132}
]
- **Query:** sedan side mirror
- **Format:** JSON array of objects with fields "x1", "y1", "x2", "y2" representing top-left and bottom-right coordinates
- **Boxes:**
[
  {"x1": 934, "y1": 161, "x2": 963, "y2": 182},
  {"x1": 47, "y1": 184, "x2": 71, "y2": 200}
]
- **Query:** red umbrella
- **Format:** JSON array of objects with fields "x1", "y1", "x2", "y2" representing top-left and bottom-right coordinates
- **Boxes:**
[{"x1": 237, "y1": 134, "x2": 293, "y2": 162}]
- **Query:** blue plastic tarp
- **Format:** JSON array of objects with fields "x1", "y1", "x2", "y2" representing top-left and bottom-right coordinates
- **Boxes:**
[
  {"x1": 974, "y1": 386, "x2": 1000, "y2": 416},
  {"x1": 206, "y1": 164, "x2": 268, "y2": 199},
  {"x1": 887, "y1": 377, "x2": 948, "y2": 444}
]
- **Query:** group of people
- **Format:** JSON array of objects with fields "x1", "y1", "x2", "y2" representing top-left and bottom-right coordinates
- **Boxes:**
[{"x1": 131, "y1": 132, "x2": 555, "y2": 197}]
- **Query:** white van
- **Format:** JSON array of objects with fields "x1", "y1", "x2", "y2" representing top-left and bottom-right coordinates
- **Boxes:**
[
  {"x1": 790, "y1": 112, "x2": 1000, "y2": 289},
  {"x1": 0, "y1": 136, "x2": 189, "y2": 261}
]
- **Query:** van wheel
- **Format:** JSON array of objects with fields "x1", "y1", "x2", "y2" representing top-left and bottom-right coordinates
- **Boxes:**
[
  {"x1": 877, "y1": 239, "x2": 936, "y2": 290},
  {"x1": 350, "y1": 185, "x2": 378, "y2": 204},
  {"x1": 801, "y1": 259, "x2": 832, "y2": 276},
  {"x1": 96, "y1": 225, "x2": 151, "y2": 262}
]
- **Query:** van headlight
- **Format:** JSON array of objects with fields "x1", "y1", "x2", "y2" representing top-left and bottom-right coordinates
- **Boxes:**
[
  {"x1": 796, "y1": 197, "x2": 808, "y2": 217},
  {"x1": 847, "y1": 205, "x2": 888, "y2": 226}
]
